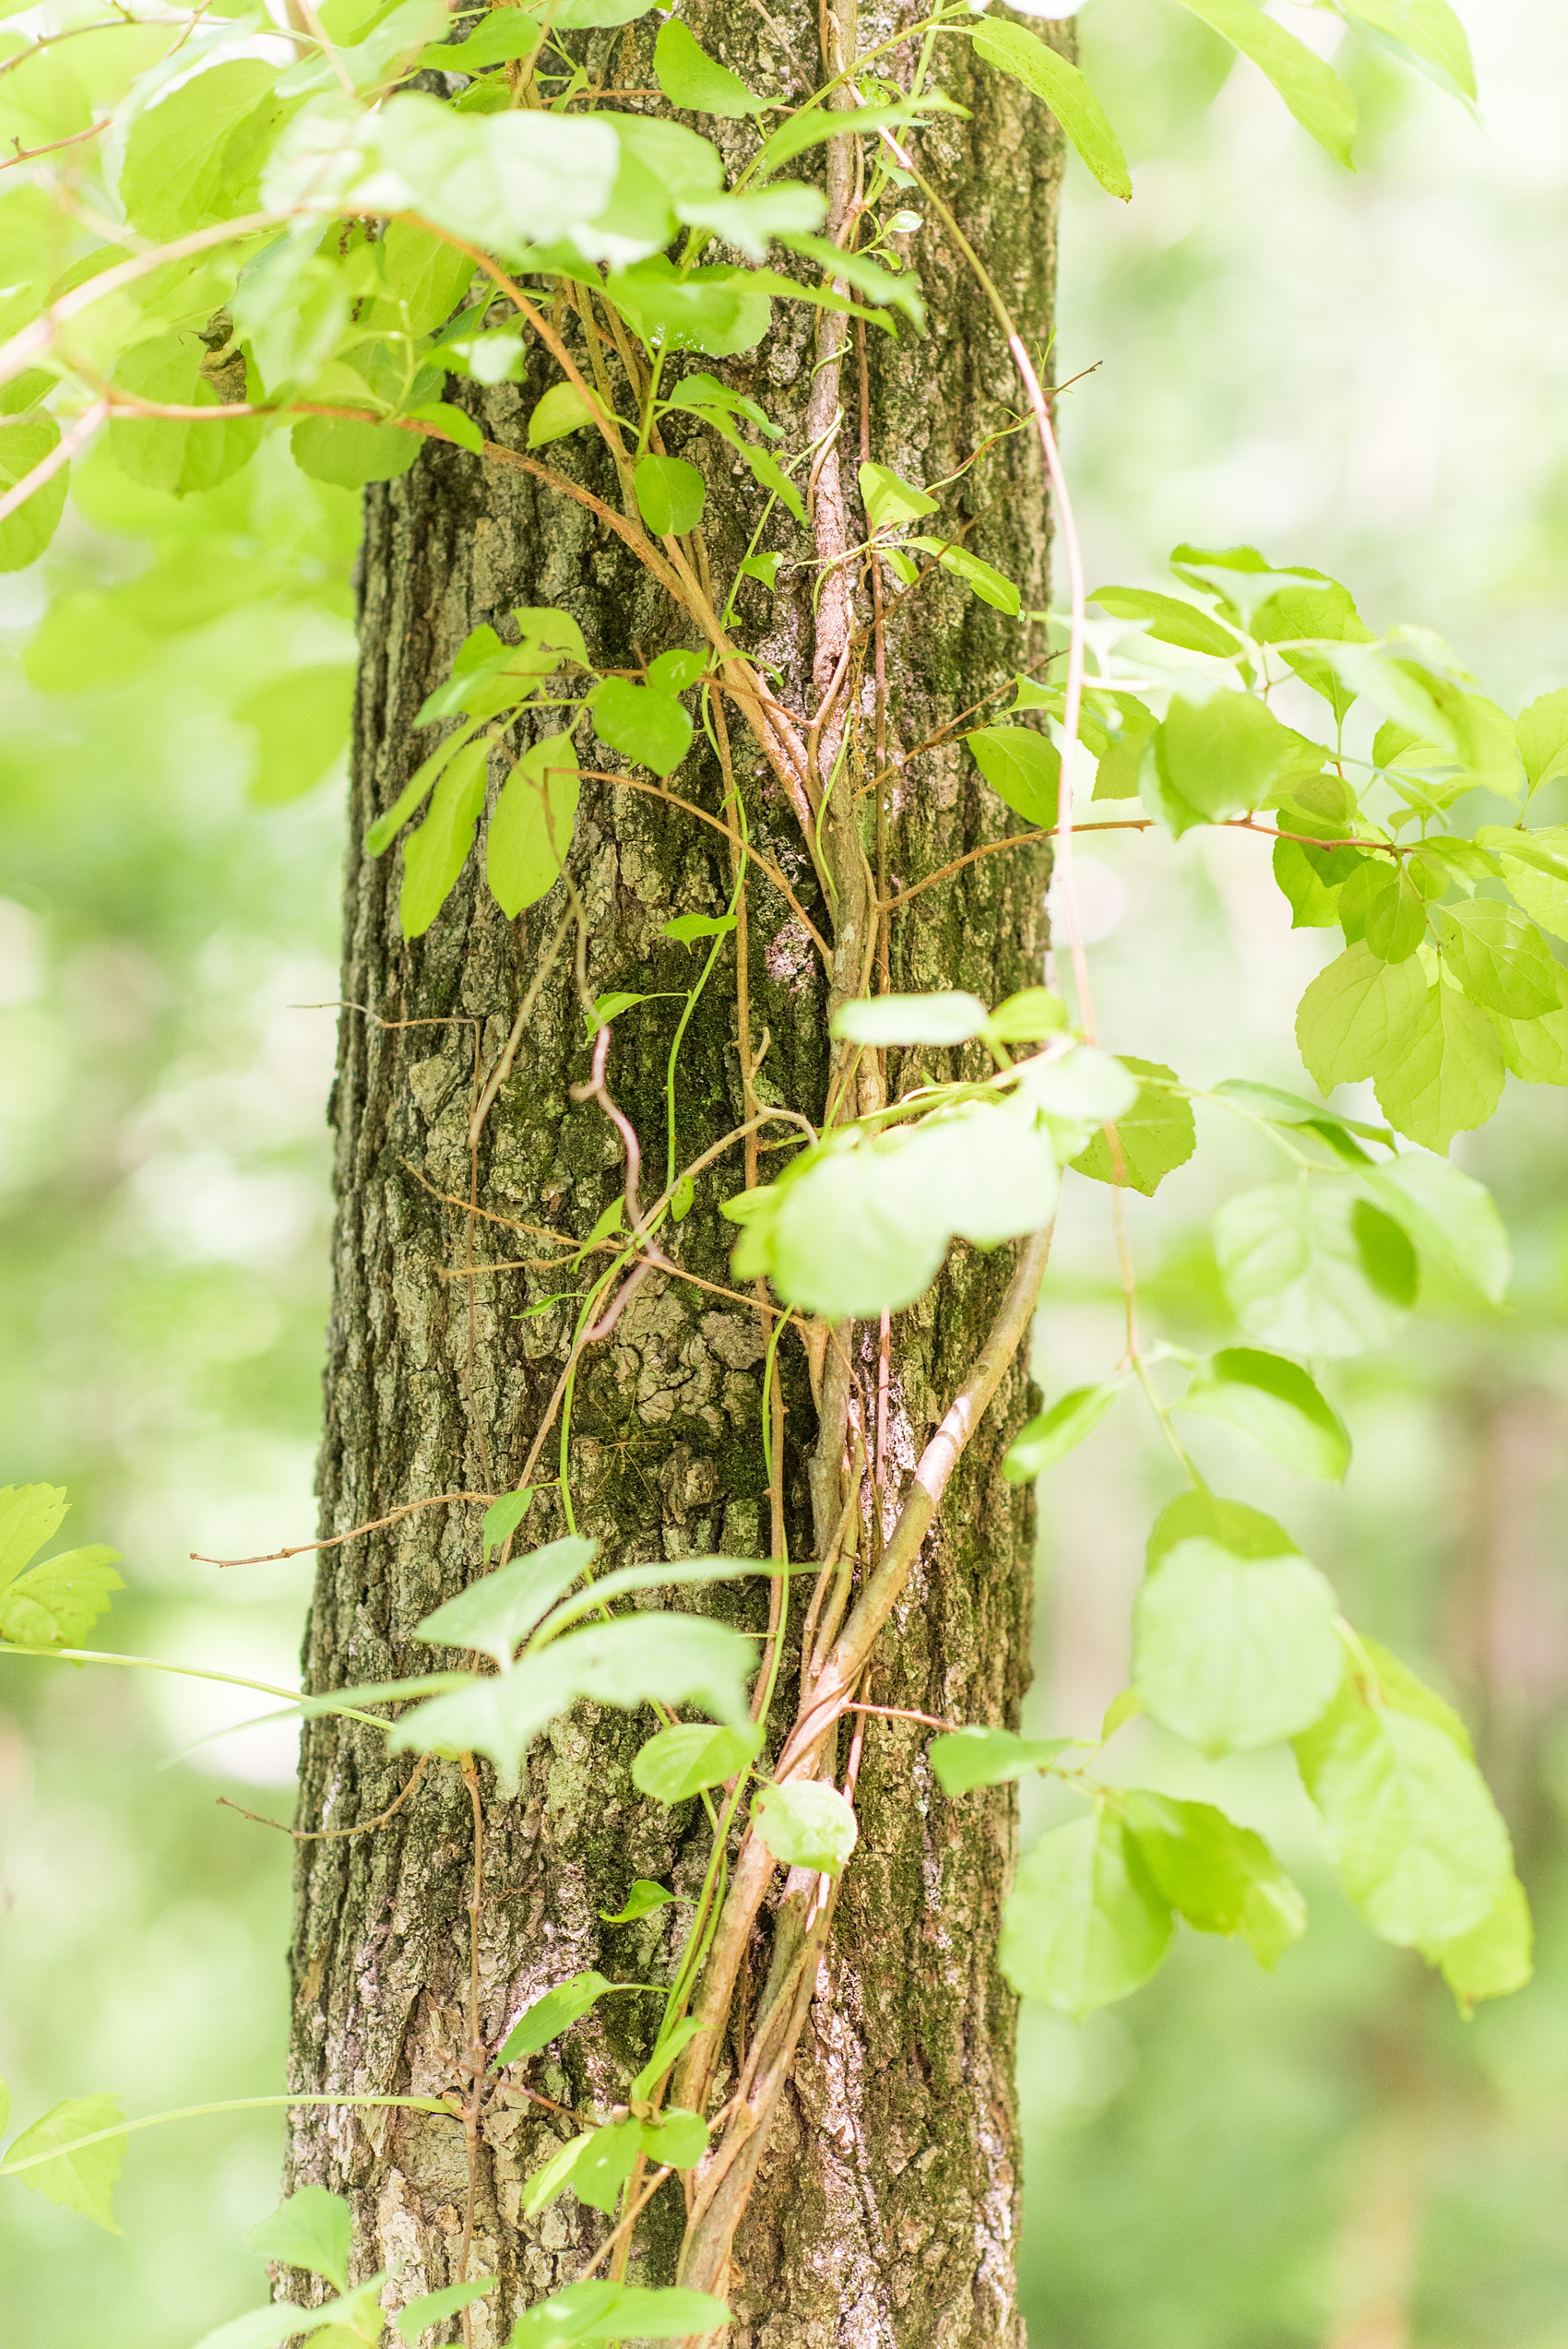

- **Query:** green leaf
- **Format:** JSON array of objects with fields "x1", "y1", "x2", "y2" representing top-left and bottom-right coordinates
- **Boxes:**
[
  {"x1": 929, "y1": 1726, "x2": 1070, "y2": 1797},
  {"x1": 1071, "y1": 1055, "x2": 1195, "y2": 1196},
  {"x1": 397, "y1": 2277, "x2": 495, "y2": 2346},
  {"x1": 520, "y1": 2129, "x2": 597, "y2": 2218},
  {"x1": 778, "y1": 230, "x2": 925, "y2": 326},
  {"x1": 858, "y1": 459, "x2": 937, "y2": 532},
  {"x1": 968, "y1": 19, "x2": 1131, "y2": 198},
  {"x1": 986, "y1": 987, "x2": 1069, "y2": 1043},
  {"x1": 1473, "y1": 823, "x2": 1568, "y2": 943},
  {"x1": 390, "y1": 1613, "x2": 757, "y2": 1793},
  {"x1": 1209, "y1": 1078, "x2": 1393, "y2": 1145},
  {"x1": 663, "y1": 910, "x2": 736, "y2": 945},
  {"x1": 237, "y1": 666, "x2": 354, "y2": 807},
  {"x1": 1295, "y1": 1695, "x2": 1511, "y2": 1948},
  {"x1": 487, "y1": 733, "x2": 580, "y2": 919},
  {"x1": 1000, "y1": 1812, "x2": 1172, "y2": 2020},
  {"x1": 639, "y1": 2108, "x2": 707, "y2": 2168},
  {"x1": 1492, "y1": 1004, "x2": 1568, "y2": 1086},
  {"x1": 371, "y1": 219, "x2": 477, "y2": 337},
  {"x1": 607, "y1": 258, "x2": 773, "y2": 358},
  {"x1": 574, "y1": 2117, "x2": 642, "y2": 2213},
  {"x1": 0, "y1": 417, "x2": 67, "y2": 569},
  {"x1": 1090, "y1": 587, "x2": 1241, "y2": 658},
  {"x1": 755, "y1": 1101, "x2": 1059, "y2": 1317},
  {"x1": 417, "y1": 1535, "x2": 597, "y2": 1668},
  {"x1": 109, "y1": 335, "x2": 265, "y2": 502},
  {"x1": 528, "y1": 379, "x2": 603, "y2": 446},
  {"x1": 753, "y1": 1780, "x2": 859, "y2": 1874},
  {"x1": 1331, "y1": 0, "x2": 1474, "y2": 101},
  {"x1": 682, "y1": 184, "x2": 826, "y2": 264},
  {"x1": 366, "y1": 726, "x2": 478, "y2": 856},
  {"x1": 830, "y1": 991, "x2": 990, "y2": 1047},
  {"x1": 498, "y1": 1970, "x2": 615, "y2": 2065},
  {"x1": 1146, "y1": 1489, "x2": 1294, "y2": 1568},
  {"x1": 593, "y1": 677, "x2": 693, "y2": 777},
  {"x1": 1373, "y1": 976, "x2": 1506, "y2": 1152},
  {"x1": 966, "y1": 727, "x2": 1059, "y2": 827},
  {"x1": 598, "y1": 1879, "x2": 678, "y2": 1923},
  {"x1": 1295, "y1": 939, "x2": 1429, "y2": 1091},
  {"x1": 246, "y1": 2187, "x2": 352, "y2": 2290},
  {"x1": 508, "y1": 2283, "x2": 732, "y2": 2345},
  {"x1": 1122, "y1": 1792, "x2": 1307, "y2": 1968},
  {"x1": 1156, "y1": 693, "x2": 1307, "y2": 825},
  {"x1": 0, "y1": 1545, "x2": 124, "y2": 1647},
  {"x1": 906, "y1": 538, "x2": 1021, "y2": 616},
  {"x1": 406, "y1": 398, "x2": 483, "y2": 456},
  {"x1": 121, "y1": 60, "x2": 285, "y2": 242},
  {"x1": 399, "y1": 736, "x2": 489, "y2": 938},
  {"x1": 372, "y1": 93, "x2": 621, "y2": 261},
  {"x1": 1360, "y1": 1150, "x2": 1510, "y2": 1303},
  {"x1": 481, "y1": 1489, "x2": 534, "y2": 1560},
  {"x1": 292, "y1": 415, "x2": 423, "y2": 491},
  {"x1": 1169, "y1": 0, "x2": 1358, "y2": 165},
  {"x1": 1003, "y1": 1383, "x2": 1119, "y2": 1483},
  {"x1": 4, "y1": 2094, "x2": 125, "y2": 2232},
  {"x1": 628, "y1": 2019, "x2": 702, "y2": 2103},
  {"x1": 632, "y1": 1720, "x2": 762, "y2": 1802},
  {"x1": 653, "y1": 18, "x2": 765, "y2": 114},
  {"x1": 188, "y1": 2307, "x2": 325, "y2": 2349},
  {"x1": 1433, "y1": 1873, "x2": 1533, "y2": 2014},
  {"x1": 1133, "y1": 1535, "x2": 1343, "y2": 1755},
  {"x1": 635, "y1": 453, "x2": 707, "y2": 538},
  {"x1": 1436, "y1": 899, "x2": 1562, "y2": 1019},
  {"x1": 754, "y1": 94, "x2": 963, "y2": 178},
  {"x1": 1179, "y1": 1348, "x2": 1350, "y2": 1481},
  {"x1": 1215, "y1": 1182, "x2": 1416, "y2": 1357},
  {"x1": 0, "y1": 1483, "x2": 66, "y2": 1589},
  {"x1": 1514, "y1": 694, "x2": 1568, "y2": 795}
]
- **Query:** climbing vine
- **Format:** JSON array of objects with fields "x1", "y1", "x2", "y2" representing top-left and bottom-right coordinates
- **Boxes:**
[{"x1": 0, "y1": 0, "x2": 1557, "y2": 2342}]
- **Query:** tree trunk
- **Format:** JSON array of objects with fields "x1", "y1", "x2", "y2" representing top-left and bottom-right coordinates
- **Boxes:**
[{"x1": 287, "y1": 15, "x2": 1064, "y2": 2343}]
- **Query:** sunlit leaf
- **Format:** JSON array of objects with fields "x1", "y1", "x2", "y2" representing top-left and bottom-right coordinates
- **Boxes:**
[{"x1": 1000, "y1": 1812, "x2": 1172, "y2": 2020}]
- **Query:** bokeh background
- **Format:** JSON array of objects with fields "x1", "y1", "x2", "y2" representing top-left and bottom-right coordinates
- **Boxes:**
[{"x1": 3, "y1": 2, "x2": 1566, "y2": 2341}]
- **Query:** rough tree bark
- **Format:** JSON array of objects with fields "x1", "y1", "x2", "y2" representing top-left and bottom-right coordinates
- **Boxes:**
[{"x1": 286, "y1": 12, "x2": 1065, "y2": 2343}]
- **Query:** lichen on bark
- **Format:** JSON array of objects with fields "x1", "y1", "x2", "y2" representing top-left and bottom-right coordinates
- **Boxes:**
[{"x1": 287, "y1": 12, "x2": 1065, "y2": 2341}]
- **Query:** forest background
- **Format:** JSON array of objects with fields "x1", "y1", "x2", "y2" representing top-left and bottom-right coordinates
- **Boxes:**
[{"x1": 3, "y1": 0, "x2": 1566, "y2": 2341}]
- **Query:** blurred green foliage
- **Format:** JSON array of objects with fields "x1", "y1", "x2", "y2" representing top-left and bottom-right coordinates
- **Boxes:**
[{"x1": 4, "y1": 2, "x2": 1568, "y2": 2343}]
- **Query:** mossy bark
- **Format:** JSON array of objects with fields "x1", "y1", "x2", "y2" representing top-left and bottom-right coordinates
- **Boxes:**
[{"x1": 287, "y1": 14, "x2": 1064, "y2": 2342}]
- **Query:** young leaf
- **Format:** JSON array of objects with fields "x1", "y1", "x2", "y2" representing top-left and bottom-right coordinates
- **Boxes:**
[
  {"x1": 906, "y1": 539, "x2": 1022, "y2": 616},
  {"x1": 1000, "y1": 1812, "x2": 1173, "y2": 2020},
  {"x1": 400, "y1": 737, "x2": 490, "y2": 938},
  {"x1": 1295, "y1": 1694, "x2": 1511, "y2": 1948},
  {"x1": 0, "y1": 1483, "x2": 65, "y2": 1588},
  {"x1": 509, "y1": 2283, "x2": 731, "y2": 2345},
  {"x1": 481, "y1": 1489, "x2": 534, "y2": 1560},
  {"x1": 608, "y1": 257, "x2": 773, "y2": 358},
  {"x1": 1071, "y1": 1056, "x2": 1195, "y2": 1196},
  {"x1": 1090, "y1": 587, "x2": 1241, "y2": 658},
  {"x1": 1132, "y1": 1534, "x2": 1343, "y2": 1754},
  {"x1": 292, "y1": 415, "x2": 424, "y2": 492},
  {"x1": 1436, "y1": 899, "x2": 1562, "y2": 1018},
  {"x1": 1214, "y1": 1182, "x2": 1416, "y2": 1357},
  {"x1": 1122, "y1": 1791, "x2": 1307, "y2": 1968},
  {"x1": 4, "y1": 2094, "x2": 125, "y2": 2231},
  {"x1": 371, "y1": 94, "x2": 621, "y2": 261},
  {"x1": 858, "y1": 460, "x2": 937, "y2": 531},
  {"x1": 1513, "y1": 695, "x2": 1568, "y2": 795},
  {"x1": 1209, "y1": 1077, "x2": 1392, "y2": 1145},
  {"x1": 487, "y1": 733, "x2": 581, "y2": 918},
  {"x1": 120, "y1": 59, "x2": 284, "y2": 242},
  {"x1": 0, "y1": 1545, "x2": 124, "y2": 1646},
  {"x1": 753, "y1": 1781, "x2": 859, "y2": 1874},
  {"x1": 929, "y1": 1726, "x2": 1070, "y2": 1796},
  {"x1": 499, "y1": 1970, "x2": 616, "y2": 2064},
  {"x1": 238, "y1": 665, "x2": 354, "y2": 807},
  {"x1": 396, "y1": 2276, "x2": 496, "y2": 2346},
  {"x1": 1156, "y1": 693, "x2": 1307, "y2": 824},
  {"x1": 1003, "y1": 1383, "x2": 1120, "y2": 1483},
  {"x1": 1373, "y1": 977, "x2": 1505, "y2": 1152},
  {"x1": 520, "y1": 2130, "x2": 597, "y2": 2218},
  {"x1": 654, "y1": 18, "x2": 766, "y2": 114},
  {"x1": 632, "y1": 1720, "x2": 761, "y2": 1803},
  {"x1": 1360, "y1": 1150, "x2": 1510, "y2": 1303},
  {"x1": 663, "y1": 910, "x2": 736, "y2": 945},
  {"x1": 1474, "y1": 823, "x2": 1568, "y2": 942},
  {"x1": 1432, "y1": 1872, "x2": 1533, "y2": 2014},
  {"x1": 599, "y1": 1879, "x2": 679, "y2": 1923},
  {"x1": 639, "y1": 2107, "x2": 707, "y2": 2168},
  {"x1": 573, "y1": 2116, "x2": 642, "y2": 2213},
  {"x1": 417, "y1": 1534, "x2": 598, "y2": 1668},
  {"x1": 593, "y1": 677, "x2": 694, "y2": 777},
  {"x1": 389, "y1": 1614, "x2": 757, "y2": 1792},
  {"x1": 968, "y1": 19, "x2": 1131, "y2": 198},
  {"x1": 246, "y1": 2187, "x2": 352, "y2": 2290},
  {"x1": 986, "y1": 987, "x2": 1069, "y2": 1043},
  {"x1": 635, "y1": 453, "x2": 707, "y2": 538},
  {"x1": 528, "y1": 380, "x2": 603, "y2": 446},
  {"x1": 1146, "y1": 1489, "x2": 1295, "y2": 1568},
  {"x1": 1169, "y1": 0, "x2": 1358, "y2": 166},
  {"x1": 966, "y1": 727, "x2": 1060, "y2": 828},
  {"x1": 1331, "y1": 0, "x2": 1474, "y2": 101},
  {"x1": 1178, "y1": 1348, "x2": 1350, "y2": 1481},
  {"x1": 1295, "y1": 940, "x2": 1430, "y2": 1091},
  {"x1": 830, "y1": 991, "x2": 990, "y2": 1047}
]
